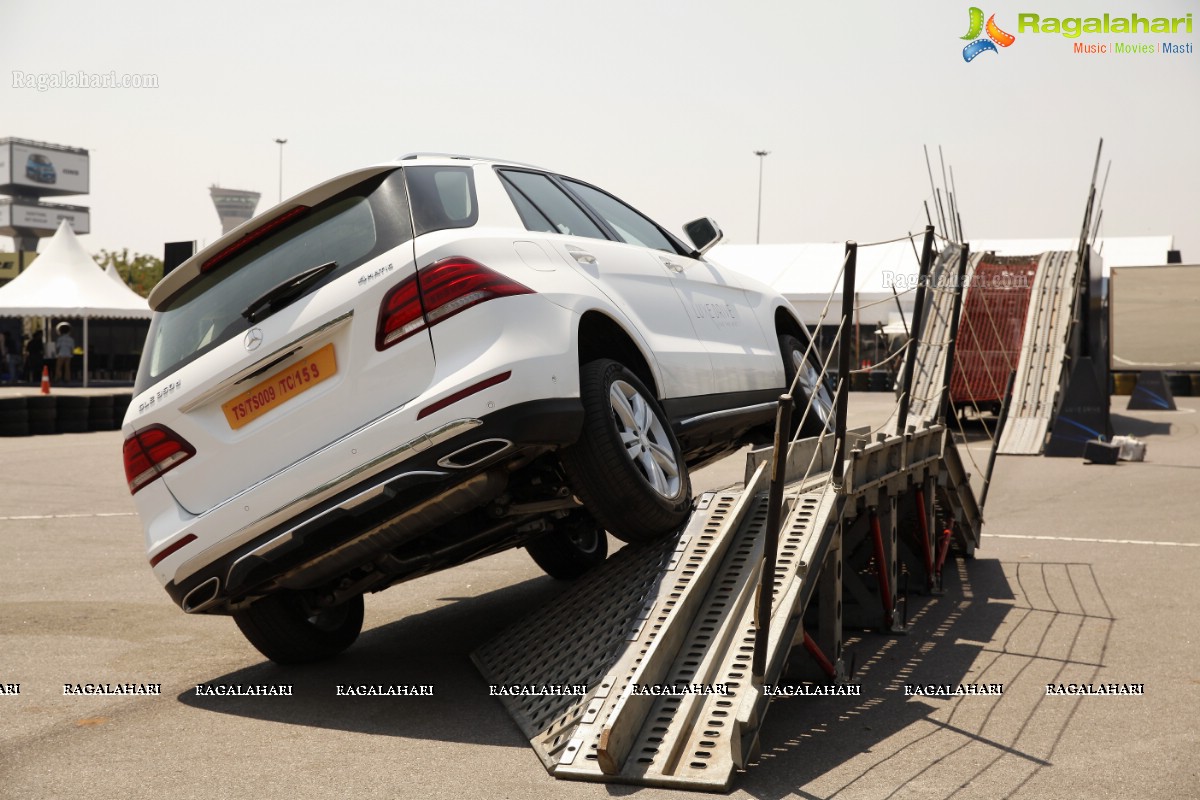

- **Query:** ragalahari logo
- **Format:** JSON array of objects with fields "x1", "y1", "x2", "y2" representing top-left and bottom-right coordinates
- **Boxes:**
[{"x1": 962, "y1": 7, "x2": 1016, "y2": 61}]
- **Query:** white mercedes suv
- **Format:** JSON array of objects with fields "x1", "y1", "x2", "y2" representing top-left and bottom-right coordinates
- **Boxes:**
[{"x1": 123, "y1": 154, "x2": 831, "y2": 664}]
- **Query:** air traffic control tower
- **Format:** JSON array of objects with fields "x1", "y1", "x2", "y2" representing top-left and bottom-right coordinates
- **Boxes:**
[{"x1": 209, "y1": 186, "x2": 261, "y2": 235}]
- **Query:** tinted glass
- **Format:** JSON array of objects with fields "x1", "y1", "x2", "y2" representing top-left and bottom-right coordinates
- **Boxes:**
[
  {"x1": 498, "y1": 170, "x2": 606, "y2": 240},
  {"x1": 136, "y1": 170, "x2": 411, "y2": 391},
  {"x1": 500, "y1": 178, "x2": 555, "y2": 233},
  {"x1": 406, "y1": 166, "x2": 479, "y2": 236},
  {"x1": 564, "y1": 180, "x2": 681, "y2": 253}
]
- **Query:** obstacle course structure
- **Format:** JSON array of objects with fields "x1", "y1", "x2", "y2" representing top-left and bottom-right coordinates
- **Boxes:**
[{"x1": 474, "y1": 231, "x2": 985, "y2": 791}]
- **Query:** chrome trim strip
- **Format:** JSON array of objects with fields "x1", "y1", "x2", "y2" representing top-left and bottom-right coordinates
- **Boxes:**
[
  {"x1": 172, "y1": 417, "x2": 481, "y2": 584},
  {"x1": 676, "y1": 401, "x2": 778, "y2": 431},
  {"x1": 177, "y1": 311, "x2": 354, "y2": 413},
  {"x1": 228, "y1": 469, "x2": 447, "y2": 578}
]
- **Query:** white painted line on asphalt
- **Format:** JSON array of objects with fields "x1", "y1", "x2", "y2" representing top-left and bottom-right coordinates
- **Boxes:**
[
  {"x1": 0, "y1": 512, "x2": 137, "y2": 521},
  {"x1": 989, "y1": 533, "x2": 1200, "y2": 548}
]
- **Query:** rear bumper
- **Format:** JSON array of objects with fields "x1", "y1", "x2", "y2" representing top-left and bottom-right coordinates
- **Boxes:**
[{"x1": 160, "y1": 397, "x2": 583, "y2": 613}]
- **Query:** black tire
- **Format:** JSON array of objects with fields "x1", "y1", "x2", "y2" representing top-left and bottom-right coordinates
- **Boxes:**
[
  {"x1": 0, "y1": 421, "x2": 30, "y2": 437},
  {"x1": 55, "y1": 396, "x2": 90, "y2": 433},
  {"x1": 232, "y1": 591, "x2": 364, "y2": 665},
  {"x1": 88, "y1": 395, "x2": 114, "y2": 431},
  {"x1": 560, "y1": 359, "x2": 691, "y2": 544},
  {"x1": 779, "y1": 334, "x2": 835, "y2": 440},
  {"x1": 525, "y1": 512, "x2": 609, "y2": 580},
  {"x1": 0, "y1": 398, "x2": 29, "y2": 436}
]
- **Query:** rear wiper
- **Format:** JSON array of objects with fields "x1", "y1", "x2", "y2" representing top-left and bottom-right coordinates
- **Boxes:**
[{"x1": 241, "y1": 261, "x2": 338, "y2": 323}]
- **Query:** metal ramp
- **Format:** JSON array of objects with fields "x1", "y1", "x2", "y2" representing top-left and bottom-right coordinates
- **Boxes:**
[
  {"x1": 474, "y1": 235, "x2": 984, "y2": 792},
  {"x1": 997, "y1": 250, "x2": 1082, "y2": 454},
  {"x1": 902, "y1": 246, "x2": 975, "y2": 428},
  {"x1": 475, "y1": 422, "x2": 965, "y2": 792},
  {"x1": 474, "y1": 436, "x2": 839, "y2": 791}
]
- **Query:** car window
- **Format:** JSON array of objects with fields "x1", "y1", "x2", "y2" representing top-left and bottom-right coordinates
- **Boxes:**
[
  {"x1": 499, "y1": 178, "x2": 556, "y2": 233},
  {"x1": 497, "y1": 170, "x2": 607, "y2": 240},
  {"x1": 405, "y1": 166, "x2": 478, "y2": 236},
  {"x1": 136, "y1": 169, "x2": 412, "y2": 391},
  {"x1": 563, "y1": 179, "x2": 682, "y2": 254}
]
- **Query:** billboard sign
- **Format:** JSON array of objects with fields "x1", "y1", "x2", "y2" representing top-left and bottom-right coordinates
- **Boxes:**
[
  {"x1": 1110, "y1": 265, "x2": 1200, "y2": 372},
  {"x1": 0, "y1": 202, "x2": 91, "y2": 235},
  {"x1": 0, "y1": 141, "x2": 90, "y2": 196}
]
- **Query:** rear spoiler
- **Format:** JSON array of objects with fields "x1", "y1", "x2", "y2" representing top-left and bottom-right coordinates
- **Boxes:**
[{"x1": 149, "y1": 164, "x2": 397, "y2": 311}]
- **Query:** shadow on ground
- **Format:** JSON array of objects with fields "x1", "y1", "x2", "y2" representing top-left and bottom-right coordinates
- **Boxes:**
[
  {"x1": 177, "y1": 573, "x2": 572, "y2": 748},
  {"x1": 738, "y1": 556, "x2": 1116, "y2": 800},
  {"x1": 177, "y1": 554, "x2": 1115, "y2": 798}
]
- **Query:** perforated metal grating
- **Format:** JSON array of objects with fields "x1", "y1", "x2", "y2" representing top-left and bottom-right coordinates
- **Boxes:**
[
  {"x1": 997, "y1": 251, "x2": 1081, "y2": 455},
  {"x1": 472, "y1": 492, "x2": 743, "y2": 770},
  {"x1": 474, "y1": 478, "x2": 839, "y2": 791},
  {"x1": 903, "y1": 247, "x2": 979, "y2": 432}
]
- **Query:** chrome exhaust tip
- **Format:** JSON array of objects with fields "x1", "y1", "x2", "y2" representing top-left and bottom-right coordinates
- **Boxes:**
[{"x1": 437, "y1": 438, "x2": 513, "y2": 469}]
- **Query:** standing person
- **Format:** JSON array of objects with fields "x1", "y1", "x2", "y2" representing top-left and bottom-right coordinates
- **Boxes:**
[
  {"x1": 9, "y1": 333, "x2": 21, "y2": 383},
  {"x1": 26, "y1": 330, "x2": 43, "y2": 384},
  {"x1": 54, "y1": 322, "x2": 75, "y2": 383},
  {"x1": 0, "y1": 331, "x2": 9, "y2": 383},
  {"x1": 2, "y1": 331, "x2": 20, "y2": 384}
]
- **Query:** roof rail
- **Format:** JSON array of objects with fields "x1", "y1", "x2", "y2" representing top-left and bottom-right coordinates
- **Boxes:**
[{"x1": 397, "y1": 152, "x2": 547, "y2": 170}]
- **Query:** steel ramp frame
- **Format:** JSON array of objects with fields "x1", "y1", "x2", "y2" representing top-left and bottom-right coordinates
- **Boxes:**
[
  {"x1": 474, "y1": 232, "x2": 985, "y2": 792},
  {"x1": 997, "y1": 250, "x2": 1083, "y2": 455},
  {"x1": 474, "y1": 418, "x2": 980, "y2": 792}
]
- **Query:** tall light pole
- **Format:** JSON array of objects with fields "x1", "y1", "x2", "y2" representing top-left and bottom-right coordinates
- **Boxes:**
[
  {"x1": 275, "y1": 138, "x2": 288, "y2": 203},
  {"x1": 754, "y1": 150, "x2": 770, "y2": 244}
]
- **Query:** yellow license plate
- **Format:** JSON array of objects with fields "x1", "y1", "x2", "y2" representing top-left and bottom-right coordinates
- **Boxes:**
[{"x1": 221, "y1": 343, "x2": 337, "y2": 430}]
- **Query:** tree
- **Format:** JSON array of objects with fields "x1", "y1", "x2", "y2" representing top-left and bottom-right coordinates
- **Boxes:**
[{"x1": 95, "y1": 249, "x2": 164, "y2": 298}]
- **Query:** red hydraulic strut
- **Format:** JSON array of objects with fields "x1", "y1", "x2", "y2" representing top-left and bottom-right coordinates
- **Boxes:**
[
  {"x1": 935, "y1": 524, "x2": 954, "y2": 584},
  {"x1": 802, "y1": 630, "x2": 838, "y2": 680},
  {"x1": 915, "y1": 487, "x2": 935, "y2": 589},
  {"x1": 869, "y1": 510, "x2": 894, "y2": 628}
]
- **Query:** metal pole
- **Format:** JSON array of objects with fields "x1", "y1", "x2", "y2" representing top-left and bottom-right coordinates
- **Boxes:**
[
  {"x1": 896, "y1": 226, "x2": 935, "y2": 434},
  {"x1": 978, "y1": 369, "x2": 1016, "y2": 514},
  {"x1": 938, "y1": 243, "x2": 970, "y2": 424},
  {"x1": 752, "y1": 394, "x2": 792, "y2": 680},
  {"x1": 924, "y1": 146, "x2": 946, "y2": 234},
  {"x1": 832, "y1": 242, "x2": 857, "y2": 487},
  {"x1": 754, "y1": 150, "x2": 769, "y2": 244},
  {"x1": 275, "y1": 138, "x2": 288, "y2": 203},
  {"x1": 934, "y1": 189, "x2": 948, "y2": 246}
]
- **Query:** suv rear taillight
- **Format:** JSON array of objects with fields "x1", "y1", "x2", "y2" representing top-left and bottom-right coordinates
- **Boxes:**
[
  {"x1": 123, "y1": 425, "x2": 196, "y2": 494},
  {"x1": 376, "y1": 257, "x2": 533, "y2": 350}
]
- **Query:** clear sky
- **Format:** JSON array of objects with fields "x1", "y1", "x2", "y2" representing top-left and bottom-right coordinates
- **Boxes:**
[{"x1": 3, "y1": 0, "x2": 1198, "y2": 261}]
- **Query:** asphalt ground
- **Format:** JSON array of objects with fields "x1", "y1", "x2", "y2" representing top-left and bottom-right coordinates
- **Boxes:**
[{"x1": 1, "y1": 393, "x2": 1197, "y2": 799}]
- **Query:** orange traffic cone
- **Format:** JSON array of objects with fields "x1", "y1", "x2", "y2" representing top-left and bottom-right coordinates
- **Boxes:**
[{"x1": 40, "y1": 366, "x2": 51, "y2": 395}]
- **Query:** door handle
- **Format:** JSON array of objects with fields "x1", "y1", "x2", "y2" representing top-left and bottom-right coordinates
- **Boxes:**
[{"x1": 566, "y1": 245, "x2": 596, "y2": 265}]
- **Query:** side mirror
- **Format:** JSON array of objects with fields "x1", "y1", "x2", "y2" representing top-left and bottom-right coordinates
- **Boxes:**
[{"x1": 684, "y1": 217, "x2": 723, "y2": 255}]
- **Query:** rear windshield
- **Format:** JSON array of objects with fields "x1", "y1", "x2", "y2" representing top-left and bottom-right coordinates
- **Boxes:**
[{"x1": 135, "y1": 169, "x2": 412, "y2": 392}]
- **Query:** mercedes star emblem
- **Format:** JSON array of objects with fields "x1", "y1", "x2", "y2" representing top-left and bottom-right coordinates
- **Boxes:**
[{"x1": 244, "y1": 328, "x2": 264, "y2": 351}]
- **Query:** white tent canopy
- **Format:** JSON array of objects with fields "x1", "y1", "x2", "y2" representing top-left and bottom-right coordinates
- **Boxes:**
[
  {"x1": 710, "y1": 240, "x2": 924, "y2": 327},
  {"x1": 709, "y1": 235, "x2": 1175, "y2": 328},
  {"x1": 0, "y1": 220, "x2": 150, "y2": 386}
]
